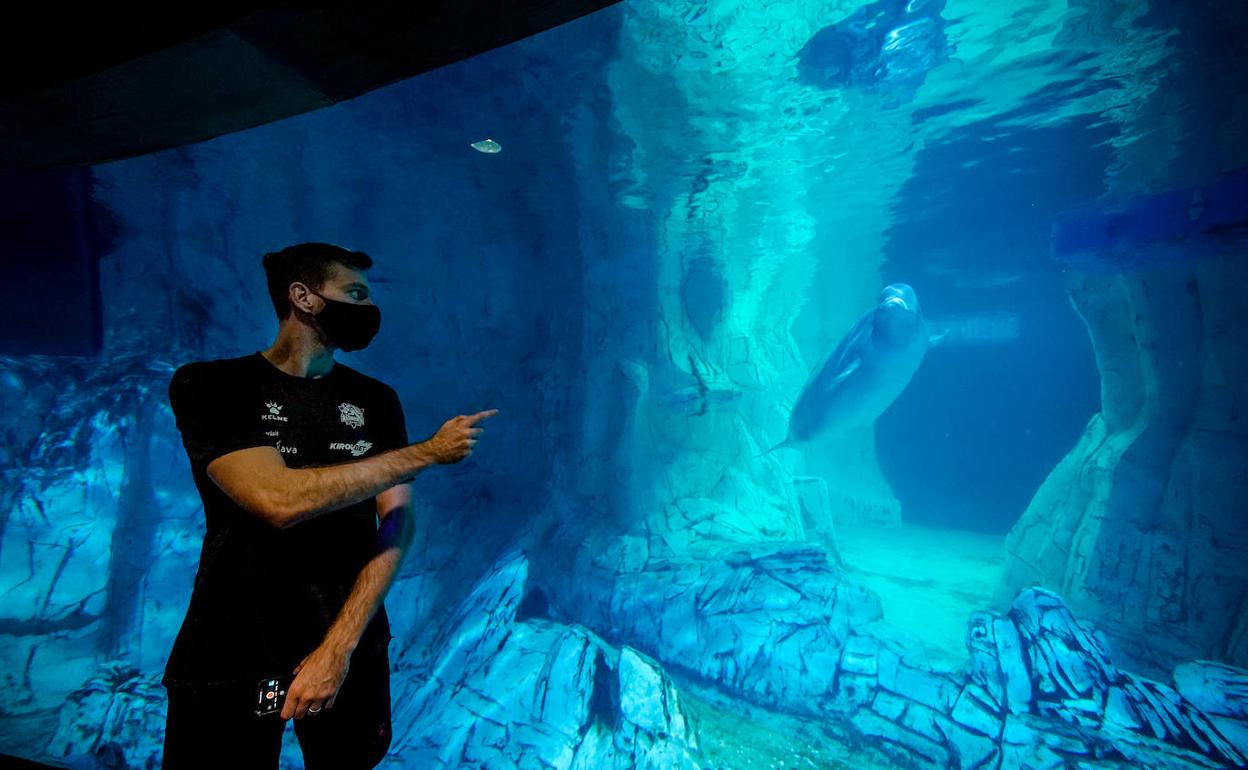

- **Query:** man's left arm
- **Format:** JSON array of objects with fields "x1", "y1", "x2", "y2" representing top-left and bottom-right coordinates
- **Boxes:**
[{"x1": 282, "y1": 482, "x2": 414, "y2": 718}]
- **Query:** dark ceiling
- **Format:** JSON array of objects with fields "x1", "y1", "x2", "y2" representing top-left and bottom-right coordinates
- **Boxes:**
[{"x1": 0, "y1": 0, "x2": 619, "y2": 169}]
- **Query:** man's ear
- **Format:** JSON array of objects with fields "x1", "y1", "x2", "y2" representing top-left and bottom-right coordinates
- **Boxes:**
[{"x1": 288, "y1": 282, "x2": 316, "y2": 314}]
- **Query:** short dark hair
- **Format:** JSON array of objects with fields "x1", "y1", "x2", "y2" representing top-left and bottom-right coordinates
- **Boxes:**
[{"x1": 261, "y1": 242, "x2": 373, "y2": 320}]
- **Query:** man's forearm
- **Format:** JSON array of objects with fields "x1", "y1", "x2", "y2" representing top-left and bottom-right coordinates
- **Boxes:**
[
  {"x1": 321, "y1": 505, "x2": 413, "y2": 656},
  {"x1": 275, "y1": 444, "x2": 432, "y2": 528}
]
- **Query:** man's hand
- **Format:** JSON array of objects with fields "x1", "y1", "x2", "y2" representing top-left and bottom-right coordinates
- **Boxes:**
[
  {"x1": 423, "y1": 409, "x2": 499, "y2": 464},
  {"x1": 281, "y1": 644, "x2": 351, "y2": 719}
]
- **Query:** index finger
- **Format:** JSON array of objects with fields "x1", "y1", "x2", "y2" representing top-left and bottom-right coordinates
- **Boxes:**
[{"x1": 465, "y1": 409, "x2": 500, "y2": 425}]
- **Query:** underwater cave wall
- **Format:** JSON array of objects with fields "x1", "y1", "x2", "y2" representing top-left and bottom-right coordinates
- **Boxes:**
[
  {"x1": 1000, "y1": 251, "x2": 1248, "y2": 677},
  {"x1": 560, "y1": 0, "x2": 932, "y2": 570},
  {"x1": 0, "y1": 10, "x2": 625, "y2": 756},
  {"x1": 999, "y1": 0, "x2": 1248, "y2": 677}
]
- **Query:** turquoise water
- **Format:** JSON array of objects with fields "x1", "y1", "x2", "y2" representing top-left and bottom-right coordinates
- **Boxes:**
[{"x1": 1, "y1": 1, "x2": 1246, "y2": 768}]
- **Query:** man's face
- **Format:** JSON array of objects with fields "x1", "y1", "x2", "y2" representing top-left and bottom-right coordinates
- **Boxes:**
[
  {"x1": 291, "y1": 261, "x2": 373, "y2": 316},
  {"x1": 313, "y1": 262, "x2": 373, "y2": 307}
]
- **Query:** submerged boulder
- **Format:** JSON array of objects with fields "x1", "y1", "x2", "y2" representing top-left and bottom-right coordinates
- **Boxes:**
[
  {"x1": 999, "y1": 253, "x2": 1248, "y2": 679},
  {"x1": 47, "y1": 661, "x2": 166, "y2": 770},
  {"x1": 555, "y1": 532, "x2": 1248, "y2": 769},
  {"x1": 386, "y1": 550, "x2": 705, "y2": 769}
]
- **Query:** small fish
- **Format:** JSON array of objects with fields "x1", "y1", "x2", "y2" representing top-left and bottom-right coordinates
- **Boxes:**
[{"x1": 470, "y1": 139, "x2": 502, "y2": 154}]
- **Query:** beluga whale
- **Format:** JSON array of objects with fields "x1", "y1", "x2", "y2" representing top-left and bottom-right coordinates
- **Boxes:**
[{"x1": 762, "y1": 283, "x2": 942, "y2": 455}]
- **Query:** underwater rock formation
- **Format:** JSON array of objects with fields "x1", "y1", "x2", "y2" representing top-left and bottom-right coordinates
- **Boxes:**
[
  {"x1": 386, "y1": 550, "x2": 704, "y2": 769},
  {"x1": 0, "y1": 353, "x2": 204, "y2": 770},
  {"x1": 1000, "y1": 0, "x2": 1248, "y2": 681},
  {"x1": 999, "y1": 251, "x2": 1248, "y2": 677},
  {"x1": 565, "y1": 537, "x2": 883, "y2": 702},
  {"x1": 1174, "y1": 661, "x2": 1248, "y2": 759},
  {"x1": 976, "y1": 589, "x2": 1246, "y2": 768},
  {"x1": 46, "y1": 551, "x2": 707, "y2": 770},
  {"x1": 48, "y1": 662, "x2": 166, "y2": 769},
  {"x1": 554, "y1": 533, "x2": 1247, "y2": 769},
  {"x1": 40, "y1": 545, "x2": 1248, "y2": 769}
]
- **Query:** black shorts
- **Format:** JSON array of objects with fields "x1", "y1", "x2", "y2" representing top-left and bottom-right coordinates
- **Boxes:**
[{"x1": 161, "y1": 645, "x2": 392, "y2": 770}]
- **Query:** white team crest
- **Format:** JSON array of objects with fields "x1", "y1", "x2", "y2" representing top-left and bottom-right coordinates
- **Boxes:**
[{"x1": 339, "y1": 402, "x2": 365, "y2": 428}]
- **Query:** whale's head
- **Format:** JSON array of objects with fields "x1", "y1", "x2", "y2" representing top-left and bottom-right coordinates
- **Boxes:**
[
  {"x1": 878, "y1": 283, "x2": 919, "y2": 311},
  {"x1": 875, "y1": 283, "x2": 924, "y2": 342}
]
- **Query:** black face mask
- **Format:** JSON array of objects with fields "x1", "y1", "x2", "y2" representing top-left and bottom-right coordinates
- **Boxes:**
[{"x1": 306, "y1": 288, "x2": 381, "y2": 352}]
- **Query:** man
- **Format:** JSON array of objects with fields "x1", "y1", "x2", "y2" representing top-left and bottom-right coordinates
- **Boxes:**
[{"x1": 160, "y1": 242, "x2": 497, "y2": 769}]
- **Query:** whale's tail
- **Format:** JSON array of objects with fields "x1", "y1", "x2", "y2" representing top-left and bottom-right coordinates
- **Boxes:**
[{"x1": 756, "y1": 437, "x2": 798, "y2": 458}]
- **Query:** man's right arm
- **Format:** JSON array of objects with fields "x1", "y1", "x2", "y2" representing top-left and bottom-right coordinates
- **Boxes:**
[
  {"x1": 207, "y1": 443, "x2": 429, "y2": 529},
  {"x1": 206, "y1": 410, "x2": 497, "y2": 529}
]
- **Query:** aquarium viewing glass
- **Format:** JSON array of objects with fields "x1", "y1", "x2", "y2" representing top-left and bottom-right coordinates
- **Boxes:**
[{"x1": 1, "y1": 1, "x2": 1246, "y2": 769}]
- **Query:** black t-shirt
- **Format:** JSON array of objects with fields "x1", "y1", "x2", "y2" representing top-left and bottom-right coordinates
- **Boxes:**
[{"x1": 163, "y1": 350, "x2": 408, "y2": 689}]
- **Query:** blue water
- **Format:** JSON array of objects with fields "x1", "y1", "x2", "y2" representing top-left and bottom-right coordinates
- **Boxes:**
[{"x1": 2, "y1": 0, "x2": 1247, "y2": 768}]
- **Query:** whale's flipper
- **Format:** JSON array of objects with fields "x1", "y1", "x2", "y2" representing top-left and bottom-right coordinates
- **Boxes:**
[
  {"x1": 816, "y1": 311, "x2": 872, "y2": 379},
  {"x1": 929, "y1": 329, "x2": 950, "y2": 346},
  {"x1": 817, "y1": 358, "x2": 860, "y2": 395}
]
